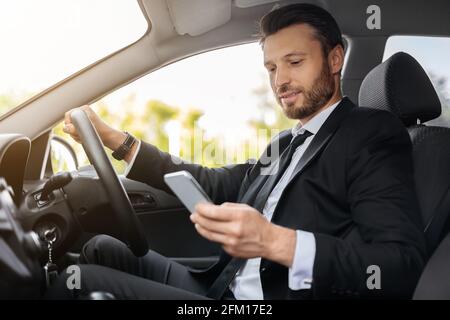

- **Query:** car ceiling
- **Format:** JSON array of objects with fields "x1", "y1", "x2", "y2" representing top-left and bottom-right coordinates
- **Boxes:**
[
  {"x1": 144, "y1": 0, "x2": 450, "y2": 43},
  {"x1": 0, "y1": 0, "x2": 448, "y2": 140}
]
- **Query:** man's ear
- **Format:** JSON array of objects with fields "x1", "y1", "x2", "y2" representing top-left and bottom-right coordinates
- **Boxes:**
[{"x1": 328, "y1": 45, "x2": 345, "y2": 75}]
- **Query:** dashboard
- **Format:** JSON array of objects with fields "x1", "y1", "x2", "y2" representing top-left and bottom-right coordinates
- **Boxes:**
[{"x1": 0, "y1": 134, "x2": 31, "y2": 205}]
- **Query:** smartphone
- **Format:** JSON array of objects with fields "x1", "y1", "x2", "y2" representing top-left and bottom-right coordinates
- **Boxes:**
[{"x1": 164, "y1": 170, "x2": 212, "y2": 214}]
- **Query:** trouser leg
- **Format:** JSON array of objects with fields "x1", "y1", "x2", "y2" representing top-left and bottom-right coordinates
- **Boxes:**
[{"x1": 46, "y1": 235, "x2": 212, "y2": 299}]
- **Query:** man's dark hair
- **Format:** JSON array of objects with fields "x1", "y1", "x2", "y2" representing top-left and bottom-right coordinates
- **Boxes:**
[{"x1": 259, "y1": 3, "x2": 344, "y2": 57}]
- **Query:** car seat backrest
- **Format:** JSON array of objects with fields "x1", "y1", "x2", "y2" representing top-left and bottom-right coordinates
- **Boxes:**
[{"x1": 359, "y1": 52, "x2": 450, "y2": 253}]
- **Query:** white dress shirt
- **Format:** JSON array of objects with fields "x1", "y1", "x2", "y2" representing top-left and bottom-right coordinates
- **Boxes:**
[
  {"x1": 125, "y1": 100, "x2": 341, "y2": 300},
  {"x1": 124, "y1": 140, "x2": 141, "y2": 177},
  {"x1": 229, "y1": 100, "x2": 341, "y2": 300}
]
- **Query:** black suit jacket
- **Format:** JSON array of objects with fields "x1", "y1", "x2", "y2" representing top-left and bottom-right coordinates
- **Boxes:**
[{"x1": 127, "y1": 98, "x2": 426, "y2": 299}]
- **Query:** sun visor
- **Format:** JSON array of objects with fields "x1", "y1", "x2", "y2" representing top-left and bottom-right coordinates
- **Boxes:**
[
  {"x1": 234, "y1": 0, "x2": 280, "y2": 8},
  {"x1": 167, "y1": 0, "x2": 232, "y2": 36}
]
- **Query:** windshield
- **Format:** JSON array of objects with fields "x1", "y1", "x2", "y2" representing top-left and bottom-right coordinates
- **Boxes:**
[{"x1": 0, "y1": 0, "x2": 147, "y2": 116}]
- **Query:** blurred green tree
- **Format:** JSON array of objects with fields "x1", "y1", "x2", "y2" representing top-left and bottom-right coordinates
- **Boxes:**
[{"x1": 49, "y1": 72, "x2": 450, "y2": 175}]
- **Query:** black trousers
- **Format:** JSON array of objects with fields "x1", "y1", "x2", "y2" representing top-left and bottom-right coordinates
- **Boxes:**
[{"x1": 46, "y1": 235, "x2": 226, "y2": 300}]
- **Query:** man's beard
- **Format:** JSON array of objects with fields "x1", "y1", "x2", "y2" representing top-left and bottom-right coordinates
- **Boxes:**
[{"x1": 277, "y1": 61, "x2": 336, "y2": 120}]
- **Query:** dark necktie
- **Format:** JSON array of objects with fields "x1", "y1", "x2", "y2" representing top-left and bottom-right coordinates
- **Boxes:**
[
  {"x1": 252, "y1": 130, "x2": 313, "y2": 212},
  {"x1": 206, "y1": 130, "x2": 312, "y2": 299}
]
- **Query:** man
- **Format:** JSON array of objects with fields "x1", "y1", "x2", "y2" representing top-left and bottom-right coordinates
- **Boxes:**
[{"x1": 48, "y1": 3, "x2": 426, "y2": 299}]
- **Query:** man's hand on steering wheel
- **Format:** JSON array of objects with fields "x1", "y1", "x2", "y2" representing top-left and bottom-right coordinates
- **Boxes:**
[
  {"x1": 63, "y1": 106, "x2": 148, "y2": 257},
  {"x1": 63, "y1": 105, "x2": 137, "y2": 163}
]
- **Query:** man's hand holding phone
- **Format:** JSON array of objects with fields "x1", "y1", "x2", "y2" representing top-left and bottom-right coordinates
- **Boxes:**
[{"x1": 164, "y1": 171, "x2": 297, "y2": 267}]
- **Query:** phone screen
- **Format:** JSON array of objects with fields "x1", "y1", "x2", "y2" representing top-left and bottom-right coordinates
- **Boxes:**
[{"x1": 164, "y1": 171, "x2": 211, "y2": 214}]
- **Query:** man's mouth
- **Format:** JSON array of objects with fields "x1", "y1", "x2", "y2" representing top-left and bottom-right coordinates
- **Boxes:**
[{"x1": 279, "y1": 91, "x2": 301, "y2": 105}]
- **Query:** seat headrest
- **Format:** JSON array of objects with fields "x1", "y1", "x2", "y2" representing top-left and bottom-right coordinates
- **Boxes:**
[{"x1": 359, "y1": 52, "x2": 441, "y2": 126}]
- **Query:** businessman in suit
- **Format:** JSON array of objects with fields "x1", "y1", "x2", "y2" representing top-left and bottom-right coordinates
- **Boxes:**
[{"x1": 49, "y1": 3, "x2": 426, "y2": 299}]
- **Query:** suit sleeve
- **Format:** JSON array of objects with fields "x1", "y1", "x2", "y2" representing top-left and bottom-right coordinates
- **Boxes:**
[
  {"x1": 126, "y1": 140, "x2": 252, "y2": 204},
  {"x1": 312, "y1": 110, "x2": 427, "y2": 299}
]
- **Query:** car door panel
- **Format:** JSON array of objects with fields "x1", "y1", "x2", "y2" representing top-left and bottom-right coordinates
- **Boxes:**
[{"x1": 65, "y1": 170, "x2": 221, "y2": 268}]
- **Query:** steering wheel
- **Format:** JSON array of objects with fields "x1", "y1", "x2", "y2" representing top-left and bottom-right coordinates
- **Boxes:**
[{"x1": 70, "y1": 109, "x2": 148, "y2": 257}]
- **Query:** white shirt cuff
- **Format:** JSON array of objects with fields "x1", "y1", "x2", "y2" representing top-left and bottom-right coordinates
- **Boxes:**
[
  {"x1": 288, "y1": 230, "x2": 316, "y2": 290},
  {"x1": 124, "y1": 140, "x2": 141, "y2": 177}
]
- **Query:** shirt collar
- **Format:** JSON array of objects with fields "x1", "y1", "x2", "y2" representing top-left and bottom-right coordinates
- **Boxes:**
[{"x1": 291, "y1": 99, "x2": 342, "y2": 137}]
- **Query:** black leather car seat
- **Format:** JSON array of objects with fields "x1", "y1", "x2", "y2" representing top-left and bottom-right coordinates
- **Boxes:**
[
  {"x1": 358, "y1": 52, "x2": 450, "y2": 299},
  {"x1": 359, "y1": 52, "x2": 450, "y2": 253}
]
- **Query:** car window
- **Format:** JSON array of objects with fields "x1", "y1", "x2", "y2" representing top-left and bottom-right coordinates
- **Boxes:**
[
  {"x1": 0, "y1": 0, "x2": 147, "y2": 116},
  {"x1": 52, "y1": 43, "x2": 297, "y2": 174},
  {"x1": 383, "y1": 36, "x2": 450, "y2": 126}
]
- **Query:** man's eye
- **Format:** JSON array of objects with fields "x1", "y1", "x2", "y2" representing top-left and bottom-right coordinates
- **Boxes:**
[{"x1": 290, "y1": 60, "x2": 302, "y2": 65}]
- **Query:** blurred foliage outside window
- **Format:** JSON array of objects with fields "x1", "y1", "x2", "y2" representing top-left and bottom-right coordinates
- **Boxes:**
[
  {"x1": 3, "y1": 36, "x2": 449, "y2": 175},
  {"x1": 51, "y1": 82, "x2": 295, "y2": 174}
]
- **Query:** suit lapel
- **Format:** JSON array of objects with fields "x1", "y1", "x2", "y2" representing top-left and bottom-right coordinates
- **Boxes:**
[
  {"x1": 240, "y1": 98, "x2": 354, "y2": 210},
  {"x1": 285, "y1": 98, "x2": 354, "y2": 187},
  {"x1": 239, "y1": 129, "x2": 292, "y2": 205}
]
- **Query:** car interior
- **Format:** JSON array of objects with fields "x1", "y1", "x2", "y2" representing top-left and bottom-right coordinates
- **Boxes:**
[{"x1": 0, "y1": 0, "x2": 449, "y2": 299}]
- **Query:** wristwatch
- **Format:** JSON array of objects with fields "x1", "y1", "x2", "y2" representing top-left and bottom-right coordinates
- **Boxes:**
[{"x1": 112, "y1": 132, "x2": 137, "y2": 161}]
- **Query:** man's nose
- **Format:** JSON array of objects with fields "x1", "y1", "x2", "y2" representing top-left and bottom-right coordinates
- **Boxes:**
[{"x1": 274, "y1": 67, "x2": 291, "y2": 89}]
